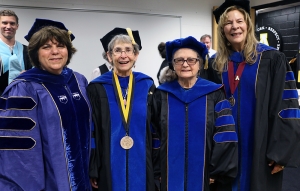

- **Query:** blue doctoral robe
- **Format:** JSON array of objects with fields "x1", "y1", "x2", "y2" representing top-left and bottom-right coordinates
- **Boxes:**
[
  {"x1": 0, "y1": 67, "x2": 92, "y2": 191},
  {"x1": 88, "y1": 71, "x2": 156, "y2": 191},
  {"x1": 220, "y1": 43, "x2": 300, "y2": 191},
  {"x1": 152, "y1": 78, "x2": 238, "y2": 191}
]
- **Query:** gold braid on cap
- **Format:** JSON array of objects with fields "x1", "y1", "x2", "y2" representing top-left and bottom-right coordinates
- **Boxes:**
[
  {"x1": 67, "y1": 30, "x2": 72, "y2": 41},
  {"x1": 126, "y1": 28, "x2": 137, "y2": 45},
  {"x1": 204, "y1": 54, "x2": 209, "y2": 69}
]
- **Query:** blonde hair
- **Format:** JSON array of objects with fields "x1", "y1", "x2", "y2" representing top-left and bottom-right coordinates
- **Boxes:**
[{"x1": 214, "y1": 6, "x2": 258, "y2": 72}]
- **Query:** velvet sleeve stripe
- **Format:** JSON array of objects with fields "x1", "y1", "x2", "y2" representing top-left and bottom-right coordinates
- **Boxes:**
[
  {"x1": 215, "y1": 115, "x2": 235, "y2": 128},
  {"x1": 91, "y1": 138, "x2": 96, "y2": 149},
  {"x1": 0, "y1": 136, "x2": 36, "y2": 150},
  {"x1": 279, "y1": 108, "x2": 300, "y2": 119},
  {"x1": 213, "y1": 131, "x2": 238, "y2": 143},
  {"x1": 152, "y1": 138, "x2": 160, "y2": 149},
  {"x1": 0, "y1": 97, "x2": 36, "y2": 110},
  {"x1": 215, "y1": 99, "x2": 231, "y2": 113},
  {"x1": 0, "y1": 117, "x2": 36, "y2": 131},
  {"x1": 285, "y1": 71, "x2": 296, "y2": 82},
  {"x1": 282, "y1": 89, "x2": 299, "y2": 100}
]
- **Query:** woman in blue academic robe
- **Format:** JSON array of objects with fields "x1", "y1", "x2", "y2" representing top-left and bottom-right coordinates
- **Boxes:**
[{"x1": 152, "y1": 36, "x2": 238, "y2": 191}]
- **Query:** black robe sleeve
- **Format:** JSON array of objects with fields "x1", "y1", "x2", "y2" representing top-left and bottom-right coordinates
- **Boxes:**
[
  {"x1": 209, "y1": 89, "x2": 238, "y2": 185},
  {"x1": 23, "y1": 45, "x2": 32, "y2": 70},
  {"x1": 263, "y1": 51, "x2": 300, "y2": 167},
  {"x1": 87, "y1": 83, "x2": 106, "y2": 179}
]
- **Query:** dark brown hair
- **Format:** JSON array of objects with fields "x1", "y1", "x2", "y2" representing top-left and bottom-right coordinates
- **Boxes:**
[
  {"x1": 28, "y1": 26, "x2": 77, "y2": 68},
  {"x1": 158, "y1": 42, "x2": 166, "y2": 58}
]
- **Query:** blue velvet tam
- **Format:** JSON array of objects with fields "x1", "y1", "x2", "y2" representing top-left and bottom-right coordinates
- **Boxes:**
[
  {"x1": 213, "y1": 0, "x2": 250, "y2": 24},
  {"x1": 166, "y1": 36, "x2": 208, "y2": 70},
  {"x1": 24, "y1": 18, "x2": 75, "y2": 41},
  {"x1": 100, "y1": 27, "x2": 142, "y2": 52}
]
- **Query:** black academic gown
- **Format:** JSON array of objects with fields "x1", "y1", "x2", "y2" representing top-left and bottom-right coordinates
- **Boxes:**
[
  {"x1": 204, "y1": 43, "x2": 300, "y2": 191},
  {"x1": 87, "y1": 71, "x2": 156, "y2": 191},
  {"x1": 152, "y1": 78, "x2": 238, "y2": 191}
]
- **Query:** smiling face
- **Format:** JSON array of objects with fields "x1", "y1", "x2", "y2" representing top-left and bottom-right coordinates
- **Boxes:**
[
  {"x1": 0, "y1": 16, "x2": 18, "y2": 41},
  {"x1": 38, "y1": 39, "x2": 68, "y2": 75},
  {"x1": 223, "y1": 9, "x2": 248, "y2": 51},
  {"x1": 173, "y1": 48, "x2": 200, "y2": 82},
  {"x1": 107, "y1": 42, "x2": 139, "y2": 77}
]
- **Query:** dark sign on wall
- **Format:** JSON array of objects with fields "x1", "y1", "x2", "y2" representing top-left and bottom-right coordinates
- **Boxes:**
[{"x1": 256, "y1": 26, "x2": 283, "y2": 51}]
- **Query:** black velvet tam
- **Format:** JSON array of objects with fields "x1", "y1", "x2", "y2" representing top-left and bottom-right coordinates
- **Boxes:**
[
  {"x1": 213, "y1": 0, "x2": 250, "y2": 24},
  {"x1": 24, "y1": 18, "x2": 75, "y2": 41},
  {"x1": 100, "y1": 27, "x2": 142, "y2": 52}
]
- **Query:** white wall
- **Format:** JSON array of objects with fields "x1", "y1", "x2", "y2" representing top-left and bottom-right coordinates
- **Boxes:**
[
  {"x1": 1, "y1": 0, "x2": 226, "y2": 85},
  {"x1": 1, "y1": 0, "x2": 279, "y2": 85}
]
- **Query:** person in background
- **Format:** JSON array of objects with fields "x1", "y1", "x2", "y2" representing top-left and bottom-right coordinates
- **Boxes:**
[
  {"x1": 90, "y1": 54, "x2": 112, "y2": 81},
  {"x1": 88, "y1": 28, "x2": 157, "y2": 191},
  {"x1": 209, "y1": 0, "x2": 300, "y2": 190},
  {"x1": 90, "y1": 27, "x2": 142, "y2": 81},
  {"x1": 152, "y1": 36, "x2": 238, "y2": 191},
  {"x1": 200, "y1": 34, "x2": 216, "y2": 57},
  {"x1": 0, "y1": 18, "x2": 92, "y2": 191},
  {"x1": 0, "y1": 9, "x2": 31, "y2": 95},
  {"x1": 156, "y1": 42, "x2": 168, "y2": 85}
]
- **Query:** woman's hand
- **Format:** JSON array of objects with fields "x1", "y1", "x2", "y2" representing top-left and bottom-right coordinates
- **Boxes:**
[
  {"x1": 269, "y1": 160, "x2": 284, "y2": 174},
  {"x1": 90, "y1": 178, "x2": 98, "y2": 188}
]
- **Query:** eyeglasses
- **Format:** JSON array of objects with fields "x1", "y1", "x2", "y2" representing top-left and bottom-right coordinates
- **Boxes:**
[
  {"x1": 173, "y1": 58, "x2": 199, "y2": 66},
  {"x1": 112, "y1": 48, "x2": 134, "y2": 56}
]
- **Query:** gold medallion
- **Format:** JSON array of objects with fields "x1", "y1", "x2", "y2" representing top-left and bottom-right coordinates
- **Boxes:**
[
  {"x1": 120, "y1": 136, "x2": 134, "y2": 149},
  {"x1": 228, "y1": 96, "x2": 235, "y2": 107}
]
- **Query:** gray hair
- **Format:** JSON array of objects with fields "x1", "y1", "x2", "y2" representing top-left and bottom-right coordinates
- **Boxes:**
[
  {"x1": 107, "y1": 34, "x2": 140, "y2": 54},
  {"x1": 200, "y1": 34, "x2": 212, "y2": 41}
]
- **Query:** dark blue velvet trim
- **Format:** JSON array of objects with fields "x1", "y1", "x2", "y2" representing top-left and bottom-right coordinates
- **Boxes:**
[
  {"x1": 279, "y1": 109, "x2": 300, "y2": 119},
  {"x1": 215, "y1": 115, "x2": 235, "y2": 128},
  {"x1": 0, "y1": 137, "x2": 35, "y2": 150},
  {"x1": 15, "y1": 67, "x2": 73, "y2": 85},
  {"x1": 158, "y1": 78, "x2": 222, "y2": 103},
  {"x1": 91, "y1": 138, "x2": 96, "y2": 149},
  {"x1": 167, "y1": 93, "x2": 206, "y2": 190},
  {"x1": 152, "y1": 138, "x2": 160, "y2": 149},
  {"x1": 104, "y1": 74, "x2": 152, "y2": 191},
  {"x1": 42, "y1": 72, "x2": 90, "y2": 190},
  {"x1": 0, "y1": 117, "x2": 35, "y2": 130},
  {"x1": 282, "y1": 89, "x2": 298, "y2": 100},
  {"x1": 214, "y1": 132, "x2": 238, "y2": 143},
  {"x1": 286, "y1": 71, "x2": 295, "y2": 82},
  {"x1": 215, "y1": 99, "x2": 231, "y2": 112},
  {"x1": 0, "y1": 97, "x2": 36, "y2": 110},
  {"x1": 91, "y1": 71, "x2": 152, "y2": 85},
  {"x1": 223, "y1": 50, "x2": 260, "y2": 191}
]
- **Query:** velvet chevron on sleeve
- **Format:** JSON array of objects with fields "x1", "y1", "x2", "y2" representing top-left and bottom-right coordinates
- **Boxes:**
[{"x1": 153, "y1": 78, "x2": 238, "y2": 191}]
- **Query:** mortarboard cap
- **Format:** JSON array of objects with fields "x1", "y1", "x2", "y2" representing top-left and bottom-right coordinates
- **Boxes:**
[
  {"x1": 166, "y1": 36, "x2": 208, "y2": 70},
  {"x1": 100, "y1": 27, "x2": 142, "y2": 52},
  {"x1": 213, "y1": 0, "x2": 250, "y2": 24},
  {"x1": 24, "y1": 18, "x2": 75, "y2": 41}
]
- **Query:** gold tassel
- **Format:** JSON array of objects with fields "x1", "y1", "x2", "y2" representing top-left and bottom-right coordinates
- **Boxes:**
[
  {"x1": 126, "y1": 28, "x2": 136, "y2": 45},
  {"x1": 67, "y1": 30, "x2": 72, "y2": 41},
  {"x1": 204, "y1": 54, "x2": 209, "y2": 69}
]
